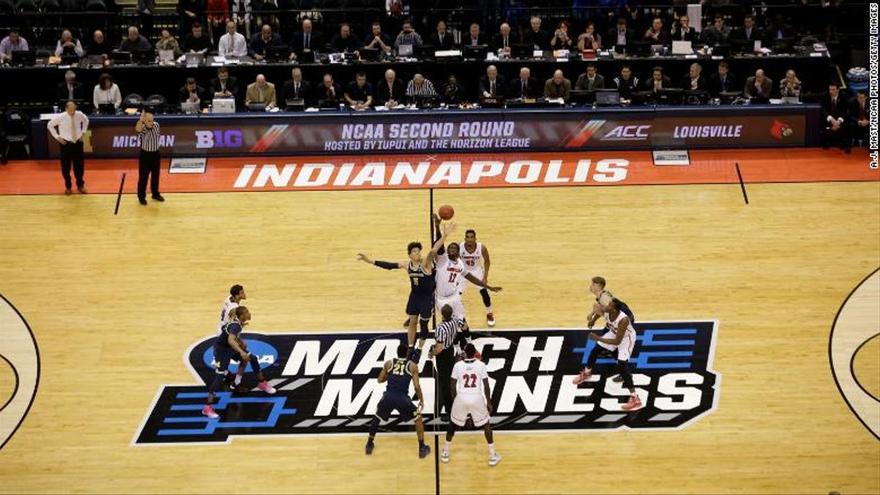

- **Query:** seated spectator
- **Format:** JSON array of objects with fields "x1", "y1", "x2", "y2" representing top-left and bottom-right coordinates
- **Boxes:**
[
  {"x1": 218, "y1": 21, "x2": 247, "y2": 57},
  {"x1": 577, "y1": 22, "x2": 602, "y2": 51},
  {"x1": 344, "y1": 71, "x2": 373, "y2": 109},
  {"x1": 463, "y1": 22, "x2": 487, "y2": 47},
  {"x1": 316, "y1": 73, "x2": 343, "y2": 106},
  {"x1": 643, "y1": 17, "x2": 670, "y2": 46},
  {"x1": 120, "y1": 26, "x2": 152, "y2": 53},
  {"x1": 613, "y1": 65, "x2": 639, "y2": 98},
  {"x1": 245, "y1": 74, "x2": 276, "y2": 108},
  {"x1": 821, "y1": 82, "x2": 848, "y2": 151},
  {"x1": 209, "y1": 66, "x2": 239, "y2": 101},
  {"x1": 55, "y1": 29, "x2": 85, "y2": 58},
  {"x1": 522, "y1": 16, "x2": 550, "y2": 50},
  {"x1": 492, "y1": 22, "x2": 516, "y2": 54},
  {"x1": 331, "y1": 23, "x2": 362, "y2": 53},
  {"x1": 507, "y1": 67, "x2": 539, "y2": 99},
  {"x1": 406, "y1": 73, "x2": 437, "y2": 100},
  {"x1": 183, "y1": 23, "x2": 213, "y2": 53},
  {"x1": 744, "y1": 69, "x2": 773, "y2": 99},
  {"x1": 479, "y1": 65, "x2": 505, "y2": 97},
  {"x1": 441, "y1": 75, "x2": 465, "y2": 104},
  {"x1": 0, "y1": 29, "x2": 30, "y2": 63},
  {"x1": 681, "y1": 63, "x2": 708, "y2": 91},
  {"x1": 57, "y1": 70, "x2": 86, "y2": 101},
  {"x1": 431, "y1": 20, "x2": 455, "y2": 50},
  {"x1": 155, "y1": 29, "x2": 181, "y2": 57},
  {"x1": 93, "y1": 73, "x2": 121, "y2": 112},
  {"x1": 575, "y1": 63, "x2": 605, "y2": 91},
  {"x1": 766, "y1": 13, "x2": 795, "y2": 41},
  {"x1": 550, "y1": 21, "x2": 573, "y2": 50},
  {"x1": 644, "y1": 66, "x2": 673, "y2": 92},
  {"x1": 732, "y1": 14, "x2": 762, "y2": 44},
  {"x1": 671, "y1": 14, "x2": 697, "y2": 42},
  {"x1": 544, "y1": 69, "x2": 572, "y2": 101},
  {"x1": 394, "y1": 20, "x2": 423, "y2": 50},
  {"x1": 282, "y1": 67, "x2": 311, "y2": 104},
  {"x1": 86, "y1": 30, "x2": 111, "y2": 56},
  {"x1": 607, "y1": 18, "x2": 635, "y2": 47},
  {"x1": 364, "y1": 22, "x2": 393, "y2": 53},
  {"x1": 701, "y1": 15, "x2": 730, "y2": 45},
  {"x1": 375, "y1": 68, "x2": 406, "y2": 107},
  {"x1": 709, "y1": 61, "x2": 737, "y2": 95},
  {"x1": 779, "y1": 69, "x2": 801, "y2": 98},
  {"x1": 249, "y1": 24, "x2": 281, "y2": 61},
  {"x1": 178, "y1": 77, "x2": 208, "y2": 107},
  {"x1": 291, "y1": 19, "x2": 321, "y2": 56},
  {"x1": 848, "y1": 90, "x2": 870, "y2": 147}
]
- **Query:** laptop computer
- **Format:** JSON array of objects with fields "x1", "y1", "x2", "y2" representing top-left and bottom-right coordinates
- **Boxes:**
[
  {"x1": 568, "y1": 90, "x2": 594, "y2": 105},
  {"x1": 397, "y1": 44, "x2": 413, "y2": 57},
  {"x1": 111, "y1": 50, "x2": 131, "y2": 65},
  {"x1": 98, "y1": 103, "x2": 117, "y2": 114},
  {"x1": 266, "y1": 45, "x2": 290, "y2": 62},
  {"x1": 359, "y1": 46, "x2": 381, "y2": 61},
  {"x1": 158, "y1": 49, "x2": 175, "y2": 63},
  {"x1": 247, "y1": 102, "x2": 267, "y2": 112},
  {"x1": 11, "y1": 50, "x2": 36, "y2": 67},
  {"x1": 180, "y1": 101, "x2": 200, "y2": 114},
  {"x1": 184, "y1": 52, "x2": 204, "y2": 67},
  {"x1": 595, "y1": 90, "x2": 621, "y2": 106},
  {"x1": 285, "y1": 98, "x2": 305, "y2": 111},
  {"x1": 463, "y1": 44, "x2": 488, "y2": 60},
  {"x1": 212, "y1": 98, "x2": 236, "y2": 113},
  {"x1": 672, "y1": 40, "x2": 693, "y2": 55}
]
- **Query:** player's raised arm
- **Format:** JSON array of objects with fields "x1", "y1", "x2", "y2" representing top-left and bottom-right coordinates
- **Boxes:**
[
  {"x1": 464, "y1": 272, "x2": 502, "y2": 292},
  {"x1": 426, "y1": 220, "x2": 456, "y2": 265},
  {"x1": 377, "y1": 360, "x2": 391, "y2": 383},
  {"x1": 590, "y1": 316, "x2": 629, "y2": 345},
  {"x1": 357, "y1": 253, "x2": 403, "y2": 270}
]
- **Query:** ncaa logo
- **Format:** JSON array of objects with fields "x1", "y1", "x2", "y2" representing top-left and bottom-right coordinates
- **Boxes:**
[
  {"x1": 202, "y1": 339, "x2": 278, "y2": 373},
  {"x1": 195, "y1": 130, "x2": 243, "y2": 149},
  {"x1": 134, "y1": 322, "x2": 721, "y2": 445},
  {"x1": 601, "y1": 125, "x2": 651, "y2": 141}
]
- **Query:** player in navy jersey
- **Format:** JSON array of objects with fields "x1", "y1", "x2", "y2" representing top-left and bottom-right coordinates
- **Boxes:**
[
  {"x1": 357, "y1": 221, "x2": 456, "y2": 350},
  {"x1": 365, "y1": 343, "x2": 430, "y2": 458},
  {"x1": 202, "y1": 306, "x2": 276, "y2": 419}
]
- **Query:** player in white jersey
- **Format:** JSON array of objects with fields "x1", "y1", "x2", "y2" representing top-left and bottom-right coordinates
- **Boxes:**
[
  {"x1": 434, "y1": 215, "x2": 502, "y2": 326},
  {"x1": 441, "y1": 343, "x2": 501, "y2": 467},
  {"x1": 217, "y1": 284, "x2": 248, "y2": 391},
  {"x1": 573, "y1": 299, "x2": 643, "y2": 411},
  {"x1": 460, "y1": 229, "x2": 496, "y2": 327}
]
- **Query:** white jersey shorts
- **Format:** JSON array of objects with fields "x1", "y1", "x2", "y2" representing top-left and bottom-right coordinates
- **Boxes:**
[
  {"x1": 436, "y1": 293, "x2": 466, "y2": 321},
  {"x1": 597, "y1": 329, "x2": 636, "y2": 361},
  {"x1": 451, "y1": 393, "x2": 490, "y2": 427}
]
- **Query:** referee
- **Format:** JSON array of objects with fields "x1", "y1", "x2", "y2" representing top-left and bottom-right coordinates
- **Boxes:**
[
  {"x1": 432, "y1": 304, "x2": 470, "y2": 419},
  {"x1": 135, "y1": 111, "x2": 164, "y2": 205}
]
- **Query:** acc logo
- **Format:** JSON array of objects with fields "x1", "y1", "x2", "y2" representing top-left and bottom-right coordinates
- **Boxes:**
[
  {"x1": 133, "y1": 322, "x2": 720, "y2": 445},
  {"x1": 770, "y1": 120, "x2": 794, "y2": 140},
  {"x1": 600, "y1": 125, "x2": 651, "y2": 141},
  {"x1": 195, "y1": 130, "x2": 243, "y2": 149}
]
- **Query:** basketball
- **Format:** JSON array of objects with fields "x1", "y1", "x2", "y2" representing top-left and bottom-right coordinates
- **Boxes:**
[{"x1": 438, "y1": 205, "x2": 455, "y2": 220}]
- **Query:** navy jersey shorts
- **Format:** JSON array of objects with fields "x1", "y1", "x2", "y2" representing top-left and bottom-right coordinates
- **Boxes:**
[
  {"x1": 406, "y1": 292, "x2": 433, "y2": 319},
  {"x1": 375, "y1": 392, "x2": 418, "y2": 421}
]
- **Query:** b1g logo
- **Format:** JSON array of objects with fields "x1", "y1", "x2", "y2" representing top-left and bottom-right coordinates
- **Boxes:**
[
  {"x1": 195, "y1": 130, "x2": 243, "y2": 149},
  {"x1": 133, "y1": 322, "x2": 720, "y2": 445}
]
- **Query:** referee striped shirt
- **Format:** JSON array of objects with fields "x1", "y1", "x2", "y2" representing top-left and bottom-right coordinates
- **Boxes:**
[
  {"x1": 435, "y1": 318, "x2": 462, "y2": 350},
  {"x1": 406, "y1": 79, "x2": 437, "y2": 97},
  {"x1": 138, "y1": 122, "x2": 161, "y2": 152}
]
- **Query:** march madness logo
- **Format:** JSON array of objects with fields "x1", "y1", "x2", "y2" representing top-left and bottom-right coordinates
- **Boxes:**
[{"x1": 133, "y1": 322, "x2": 720, "y2": 445}]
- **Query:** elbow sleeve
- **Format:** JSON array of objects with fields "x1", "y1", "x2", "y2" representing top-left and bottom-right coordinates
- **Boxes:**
[{"x1": 374, "y1": 260, "x2": 398, "y2": 270}]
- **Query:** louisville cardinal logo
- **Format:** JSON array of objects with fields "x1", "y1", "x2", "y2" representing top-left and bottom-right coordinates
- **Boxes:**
[{"x1": 770, "y1": 119, "x2": 794, "y2": 140}]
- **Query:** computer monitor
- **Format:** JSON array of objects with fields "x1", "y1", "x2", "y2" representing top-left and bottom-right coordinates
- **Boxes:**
[
  {"x1": 683, "y1": 90, "x2": 709, "y2": 105},
  {"x1": 98, "y1": 103, "x2": 117, "y2": 114},
  {"x1": 180, "y1": 101, "x2": 200, "y2": 114},
  {"x1": 86, "y1": 54, "x2": 104, "y2": 67},
  {"x1": 511, "y1": 43, "x2": 532, "y2": 59},
  {"x1": 60, "y1": 53, "x2": 80, "y2": 65},
  {"x1": 285, "y1": 98, "x2": 305, "y2": 111},
  {"x1": 266, "y1": 45, "x2": 290, "y2": 62},
  {"x1": 11, "y1": 50, "x2": 36, "y2": 66},
  {"x1": 595, "y1": 90, "x2": 621, "y2": 106},
  {"x1": 657, "y1": 88, "x2": 684, "y2": 105},
  {"x1": 111, "y1": 50, "x2": 131, "y2": 65},
  {"x1": 463, "y1": 44, "x2": 488, "y2": 60},
  {"x1": 132, "y1": 49, "x2": 154, "y2": 65},
  {"x1": 568, "y1": 90, "x2": 594, "y2": 105},
  {"x1": 247, "y1": 102, "x2": 268, "y2": 112},
  {"x1": 415, "y1": 44, "x2": 435, "y2": 60},
  {"x1": 212, "y1": 98, "x2": 236, "y2": 113},
  {"x1": 297, "y1": 50, "x2": 316, "y2": 63},
  {"x1": 359, "y1": 46, "x2": 381, "y2": 61}
]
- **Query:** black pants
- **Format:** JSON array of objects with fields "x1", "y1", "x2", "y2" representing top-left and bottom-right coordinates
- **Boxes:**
[
  {"x1": 60, "y1": 141, "x2": 85, "y2": 189},
  {"x1": 586, "y1": 344, "x2": 634, "y2": 390},
  {"x1": 137, "y1": 149, "x2": 161, "y2": 199},
  {"x1": 822, "y1": 125, "x2": 849, "y2": 149},
  {"x1": 435, "y1": 348, "x2": 455, "y2": 417}
]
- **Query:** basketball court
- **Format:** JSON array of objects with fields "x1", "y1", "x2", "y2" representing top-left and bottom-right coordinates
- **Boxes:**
[{"x1": 0, "y1": 147, "x2": 878, "y2": 494}]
